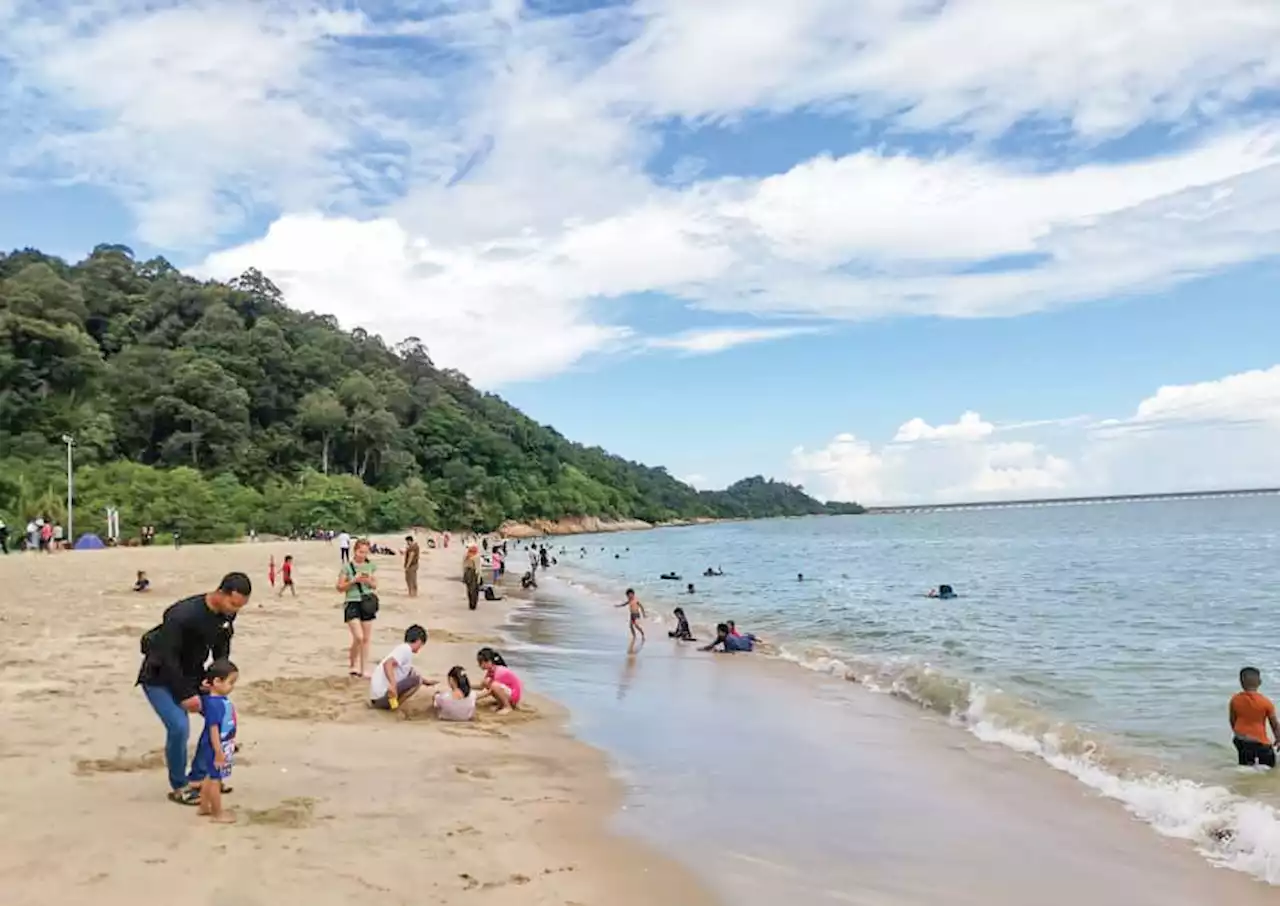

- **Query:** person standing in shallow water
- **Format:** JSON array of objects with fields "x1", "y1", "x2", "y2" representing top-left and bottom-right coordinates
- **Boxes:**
[
  {"x1": 1230, "y1": 667, "x2": 1280, "y2": 768},
  {"x1": 135, "y1": 572, "x2": 251, "y2": 806}
]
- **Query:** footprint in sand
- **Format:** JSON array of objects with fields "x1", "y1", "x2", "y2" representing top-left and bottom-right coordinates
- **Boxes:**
[
  {"x1": 243, "y1": 797, "x2": 318, "y2": 828},
  {"x1": 75, "y1": 748, "x2": 167, "y2": 775}
]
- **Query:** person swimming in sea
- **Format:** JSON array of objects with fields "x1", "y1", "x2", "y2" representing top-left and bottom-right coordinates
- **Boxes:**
[
  {"x1": 927, "y1": 584, "x2": 957, "y2": 600},
  {"x1": 701, "y1": 622, "x2": 756, "y2": 653},
  {"x1": 660, "y1": 572, "x2": 681, "y2": 581},
  {"x1": 668, "y1": 607, "x2": 696, "y2": 642},
  {"x1": 703, "y1": 567, "x2": 724, "y2": 577},
  {"x1": 686, "y1": 582, "x2": 696, "y2": 594}
]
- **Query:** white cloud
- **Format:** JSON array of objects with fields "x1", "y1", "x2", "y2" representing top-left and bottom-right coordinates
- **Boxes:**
[
  {"x1": 792, "y1": 366, "x2": 1280, "y2": 505},
  {"x1": 894, "y1": 411, "x2": 993, "y2": 443},
  {"x1": 646, "y1": 326, "x2": 821, "y2": 355},
  {"x1": 602, "y1": 0, "x2": 1280, "y2": 138},
  {"x1": 197, "y1": 213, "x2": 632, "y2": 386},
  {"x1": 5, "y1": 1, "x2": 1280, "y2": 386}
]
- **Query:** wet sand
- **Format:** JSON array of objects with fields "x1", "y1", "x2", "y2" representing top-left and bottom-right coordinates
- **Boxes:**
[
  {"x1": 0, "y1": 541, "x2": 715, "y2": 906},
  {"x1": 510, "y1": 578, "x2": 1280, "y2": 906}
]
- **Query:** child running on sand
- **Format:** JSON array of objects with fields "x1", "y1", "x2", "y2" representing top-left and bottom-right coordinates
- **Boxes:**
[
  {"x1": 476, "y1": 648, "x2": 522, "y2": 714},
  {"x1": 617, "y1": 588, "x2": 646, "y2": 644},
  {"x1": 268, "y1": 555, "x2": 276, "y2": 589},
  {"x1": 277, "y1": 555, "x2": 295, "y2": 597},
  {"x1": 132, "y1": 571, "x2": 150, "y2": 593},
  {"x1": 1230, "y1": 666, "x2": 1280, "y2": 768},
  {"x1": 192, "y1": 659, "x2": 240, "y2": 823}
]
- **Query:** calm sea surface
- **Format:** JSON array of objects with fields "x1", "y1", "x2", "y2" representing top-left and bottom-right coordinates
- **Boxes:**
[{"x1": 531, "y1": 495, "x2": 1280, "y2": 883}]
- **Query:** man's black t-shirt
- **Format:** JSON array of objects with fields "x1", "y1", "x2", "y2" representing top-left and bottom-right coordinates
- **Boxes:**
[{"x1": 136, "y1": 594, "x2": 234, "y2": 700}]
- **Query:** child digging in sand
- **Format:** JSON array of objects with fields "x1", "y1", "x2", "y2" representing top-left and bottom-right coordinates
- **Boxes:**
[
  {"x1": 476, "y1": 648, "x2": 522, "y2": 714},
  {"x1": 192, "y1": 659, "x2": 240, "y2": 823}
]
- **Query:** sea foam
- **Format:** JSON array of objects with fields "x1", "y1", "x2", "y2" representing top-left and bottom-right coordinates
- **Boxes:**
[{"x1": 777, "y1": 643, "x2": 1280, "y2": 885}]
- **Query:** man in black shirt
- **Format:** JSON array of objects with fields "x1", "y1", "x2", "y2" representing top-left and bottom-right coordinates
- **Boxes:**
[{"x1": 137, "y1": 572, "x2": 251, "y2": 804}]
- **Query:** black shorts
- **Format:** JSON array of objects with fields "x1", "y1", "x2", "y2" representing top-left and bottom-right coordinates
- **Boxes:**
[
  {"x1": 343, "y1": 600, "x2": 377, "y2": 623},
  {"x1": 1234, "y1": 738, "x2": 1276, "y2": 768}
]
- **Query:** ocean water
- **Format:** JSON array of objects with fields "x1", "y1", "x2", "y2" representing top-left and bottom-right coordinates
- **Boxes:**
[{"x1": 534, "y1": 496, "x2": 1280, "y2": 884}]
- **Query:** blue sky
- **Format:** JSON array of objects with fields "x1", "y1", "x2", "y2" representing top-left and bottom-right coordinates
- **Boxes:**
[{"x1": 3, "y1": 0, "x2": 1280, "y2": 504}]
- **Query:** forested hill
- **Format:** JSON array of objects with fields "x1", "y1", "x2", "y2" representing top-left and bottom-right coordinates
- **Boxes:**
[{"x1": 0, "y1": 245, "x2": 862, "y2": 540}]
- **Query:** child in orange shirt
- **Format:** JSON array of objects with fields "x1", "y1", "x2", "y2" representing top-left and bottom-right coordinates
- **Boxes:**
[{"x1": 1230, "y1": 667, "x2": 1280, "y2": 768}]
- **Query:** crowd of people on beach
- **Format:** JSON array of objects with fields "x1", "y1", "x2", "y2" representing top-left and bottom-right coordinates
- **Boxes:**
[
  {"x1": 81, "y1": 521, "x2": 1280, "y2": 826},
  {"x1": 128, "y1": 529, "x2": 539, "y2": 823}
]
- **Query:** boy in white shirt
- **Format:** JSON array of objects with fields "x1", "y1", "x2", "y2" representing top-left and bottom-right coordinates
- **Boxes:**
[{"x1": 370, "y1": 625, "x2": 432, "y2": 710}]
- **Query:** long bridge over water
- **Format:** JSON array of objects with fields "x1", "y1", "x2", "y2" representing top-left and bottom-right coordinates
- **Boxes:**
[{"x1": 866, "y1": 487, "x2": 1280, "y2": 515}]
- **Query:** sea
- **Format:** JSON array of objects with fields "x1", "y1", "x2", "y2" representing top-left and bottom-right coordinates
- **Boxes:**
[{"x1": 499, "y1": 495, "x2": 1280, "y2": 903}]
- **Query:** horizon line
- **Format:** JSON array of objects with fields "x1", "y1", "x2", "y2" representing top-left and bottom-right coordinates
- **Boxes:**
[{"x1": 864, "y1": 486, "x2": 1280, "y2": 513}]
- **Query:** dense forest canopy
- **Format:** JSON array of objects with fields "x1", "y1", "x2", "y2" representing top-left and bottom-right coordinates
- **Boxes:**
[{"x1": 0, "y1": 245, "x2": 862, "y2": 541}]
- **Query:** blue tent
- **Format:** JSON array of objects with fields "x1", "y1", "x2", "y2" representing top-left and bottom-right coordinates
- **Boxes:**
[{"x1": 73, "y1": 533, "x2": 106, "y2": 550}]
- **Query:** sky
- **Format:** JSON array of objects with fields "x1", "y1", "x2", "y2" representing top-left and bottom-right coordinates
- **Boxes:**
[{"x1": 2, "y1": 0, "x2": 1280, "y2": 505}]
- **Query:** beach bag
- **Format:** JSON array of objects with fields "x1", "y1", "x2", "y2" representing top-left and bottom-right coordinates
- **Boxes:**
[{"x1": 347, "y1": 564, "x2": 380, "y2": 619}]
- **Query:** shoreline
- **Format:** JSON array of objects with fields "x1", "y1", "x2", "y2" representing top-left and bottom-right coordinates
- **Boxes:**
[
  {"x1": 527, "y1": 561, "x2": 1280, "y2": 903},
  {"x1": 0, "y1": 540, "x2": 717, "y2": 906}
]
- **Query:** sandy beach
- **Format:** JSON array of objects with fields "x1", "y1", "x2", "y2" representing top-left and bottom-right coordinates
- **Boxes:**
[{"x1": 0, "y1": 540, "x2": 715, "y2": 906}]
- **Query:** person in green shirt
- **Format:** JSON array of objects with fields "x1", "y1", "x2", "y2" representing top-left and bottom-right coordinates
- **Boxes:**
[{"x1": 337, "y1": 539, "x2": 379, "y2": 677}]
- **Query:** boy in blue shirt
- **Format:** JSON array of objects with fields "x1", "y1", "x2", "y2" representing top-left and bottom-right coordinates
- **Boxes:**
[{"x1": 192, "y1": 659, "x2": 239, "y2": 823}]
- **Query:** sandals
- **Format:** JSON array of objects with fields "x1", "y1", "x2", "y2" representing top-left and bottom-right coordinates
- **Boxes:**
[{"x1": 168, "y1": 788, "x2": 200, "y2": 806}]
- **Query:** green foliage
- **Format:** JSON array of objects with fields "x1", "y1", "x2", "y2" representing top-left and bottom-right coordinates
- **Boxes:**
[
  {"x1": 700, "y1": 476, "x2": 865, "y2": 519},
  {"x1": 0, "y1": 245, "x2": 862, "y2": 538}
]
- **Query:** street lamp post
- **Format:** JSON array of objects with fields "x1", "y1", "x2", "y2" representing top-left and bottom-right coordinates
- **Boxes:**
[{"x1": 61, "y1": 435, "x2": 75, "y2": 545}]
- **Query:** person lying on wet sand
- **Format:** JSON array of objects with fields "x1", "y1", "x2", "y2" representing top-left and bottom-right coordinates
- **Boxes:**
[{"x1": 701, "y1": 622, "x2": 757, "y2": 653}]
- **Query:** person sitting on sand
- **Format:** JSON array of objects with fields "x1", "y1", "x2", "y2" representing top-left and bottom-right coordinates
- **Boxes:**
[
  {"x1": 701, "y1": 623, "x2": 756, "y2": 653},
  {"x1": 476, "y1": 648, "x2": 522, "y2": 714},
  {"x1": 190, "y1": 659, "x2": 240, "y2": 823},
  {"x1": 133, "y1": 570, "x2": 151, "y2": 593},
  {"x1": 669, "y1": 607, "x2": 696, "y2": 641},
  {"x1": 371, "y1": 625, "x2": 432, "y2": 711},
  {"x1": 1230, "y1": 666, "x2": 1280, "y2": 768},
  {"x1": 434, "y1": 666, "x2": 476, "y2": 722}
]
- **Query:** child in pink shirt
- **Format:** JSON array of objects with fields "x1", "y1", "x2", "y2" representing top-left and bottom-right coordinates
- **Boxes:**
[{"x1": 476, "y1": 648, "x2": 522, "y2": 714}]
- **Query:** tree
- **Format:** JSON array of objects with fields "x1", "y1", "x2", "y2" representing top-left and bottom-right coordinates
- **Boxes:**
[
  {"x1": 297, "y1": 389, "x2": 345, "y2": 475},
  {"x1": 0, "y1": 245, "x2": 864, "y2": 535}
]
